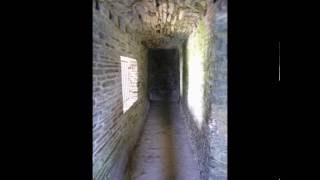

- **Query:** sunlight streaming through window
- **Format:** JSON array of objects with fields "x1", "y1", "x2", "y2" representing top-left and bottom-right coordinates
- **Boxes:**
[{"x1": 121, "y1": 56, "x2": 138, "y2": 113}]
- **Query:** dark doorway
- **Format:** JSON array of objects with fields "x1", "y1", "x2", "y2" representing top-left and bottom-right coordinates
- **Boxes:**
[{"x1": 148, "y1": 49, "x2": 180, "y2": 101}]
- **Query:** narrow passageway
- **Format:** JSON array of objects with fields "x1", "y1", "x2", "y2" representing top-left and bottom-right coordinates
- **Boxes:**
[
  {"x1": 93, "y1": 1, "x2": 227, "y2": 179},
  {"x1": 128, "y1": 101, "x2": 200, "y2": 180}
]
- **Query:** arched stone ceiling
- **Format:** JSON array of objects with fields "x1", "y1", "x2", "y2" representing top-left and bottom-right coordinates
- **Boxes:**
[{"x1": 99, "y1": 0, "x2": 208, "y2": 48}]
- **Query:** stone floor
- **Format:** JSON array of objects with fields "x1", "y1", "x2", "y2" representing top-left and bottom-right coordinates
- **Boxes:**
[{"x1": 128, "y1": 101, "x2": 201, "y2": 180}]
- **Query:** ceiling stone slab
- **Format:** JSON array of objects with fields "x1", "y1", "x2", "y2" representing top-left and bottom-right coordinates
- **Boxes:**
[{"x1": 101, "y1": 0, "x2": 207, "y2": 48}]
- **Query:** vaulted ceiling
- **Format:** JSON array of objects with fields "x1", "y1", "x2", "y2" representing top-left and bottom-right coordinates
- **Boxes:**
[{"x1": 100, "y1": 0, "x2": 208, "y2": 47}]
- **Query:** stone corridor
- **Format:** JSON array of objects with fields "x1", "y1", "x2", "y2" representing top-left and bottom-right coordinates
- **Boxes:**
[
  {"x1": 93, "y1": 0, "x2": 227, "y2": 179},
  {"x1": 128, "y1": 101, "x2": 200, "y2": 180}
]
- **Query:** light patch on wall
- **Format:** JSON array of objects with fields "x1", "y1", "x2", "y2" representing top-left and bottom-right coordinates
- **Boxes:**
[
  {"x1": 187, "y1": 40, "x2": 205, "y2": 129},
  {"x1": 185, "y1": 19, "x2": 210, "y2": 129},
  {"x1": 121, "y1": 56, "x2": 138, "y2": 113}
]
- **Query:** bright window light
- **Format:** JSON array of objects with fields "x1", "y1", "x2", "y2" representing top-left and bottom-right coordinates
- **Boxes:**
[{"x1": 121, "y1": 56, "x2": 138, "y2": 113}]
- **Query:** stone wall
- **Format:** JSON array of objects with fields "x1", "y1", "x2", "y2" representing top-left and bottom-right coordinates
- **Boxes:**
[
  {"x1": 97, "y1": 0, "x2": 207, "y2": 48},
  {"x1": 180, "y1": 17, "x2": 211, "y2": 180},
  {"x1": 208, "y1": 0, "x2": 227, "y2": 179},
  {"x1": 180, "y1": 0, "x2": 227, "y2": 179},
  {"x1": 148, "y1": 49, "x2": 180, "y2": 101},
  {"x1": 93, "y1": 1, "x2": 149, "y2": 180}
]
